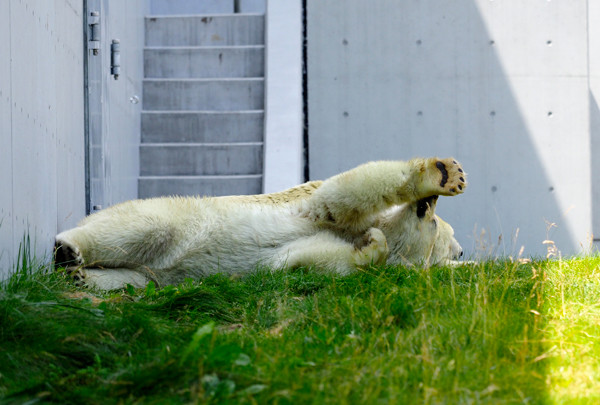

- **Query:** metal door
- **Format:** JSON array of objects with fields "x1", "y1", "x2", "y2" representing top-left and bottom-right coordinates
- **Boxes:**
[{"x1": 84, "y1": 0, "x2": 145, "y2": 213}]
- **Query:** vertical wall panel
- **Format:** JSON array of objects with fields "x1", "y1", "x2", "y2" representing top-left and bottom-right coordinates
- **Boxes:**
[
  {"x1": 589, "y1": 0, "x2": 600, "y2": 246},
  {"x1": 0, "y1": 1, "x2": 13, "y2": 271},
  {"x1": 307, "y1": 0, "x2": 591, "y2": 257},
  {"x1": 0, "y1": 0, "x2": 146, "y2": 278},
  {"x1": 0, "y1": 0, "x2": 86, "y2": 279},
  {"x1": 263, "y1": 0, "x2": 304, "y2": 193},
  {"x1": 10, "y1": 0, "x2": 59, "y2": 260},
  {"x1": 55, "y1": 0, "x2": 86, "y2": 233}
]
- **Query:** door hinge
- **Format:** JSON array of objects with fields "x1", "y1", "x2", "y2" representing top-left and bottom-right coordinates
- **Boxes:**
[
  {"x1": 88, "y1": 11, "x2": 100, "y2": 55},
  {"x1": 111, "y1": 39, "x2": 121, "y2": 79}
]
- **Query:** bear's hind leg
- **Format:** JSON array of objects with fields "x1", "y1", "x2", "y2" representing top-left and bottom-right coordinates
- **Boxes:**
[
  {"x1": 55, "y1": 234, "x2": 84, "y2": 268},
  {"x1": 55, "y1": 215, "x2": 178, "y2": 270}
]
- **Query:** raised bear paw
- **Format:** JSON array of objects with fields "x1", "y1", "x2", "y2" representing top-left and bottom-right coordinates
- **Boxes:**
[
  {"x1": 353, "y1": 227, "x2": 389, "y2": 266},
  {"x1": 422, "y1": 158, "x2": 467, "y2": 197}
]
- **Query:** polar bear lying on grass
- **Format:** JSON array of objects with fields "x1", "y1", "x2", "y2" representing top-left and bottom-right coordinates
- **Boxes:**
[{"x1": 55, "y1": 157, "x2": 467, "y2": 290}]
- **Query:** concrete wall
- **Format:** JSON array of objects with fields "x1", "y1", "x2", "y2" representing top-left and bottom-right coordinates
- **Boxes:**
[
  {"x1": 263, "y1": 0, "x2": 304, "y2": 193},
  {"x1": 307, "y1": 0, "x2": 593, "y2": 258},
  {"x1": 0, "y1": 0, "x2": 146, "y2": 278},
  {"x1": 0, "y1": 0, "x2": 85, "y2": 277},
  {"x1": 589, "y1": 2, "x2": 600, "y2": 246}
]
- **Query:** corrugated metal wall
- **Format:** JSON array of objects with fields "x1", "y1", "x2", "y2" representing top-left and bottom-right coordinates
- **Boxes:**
[
  {"x1": 0, "y1": 0, "x2": 146, "y2": 279},
  {"x1": 0, "y1": 0, "x2": 85, "y2": 276},
  {"x1": 307, "y1": 0, "x2": 595, "y2": 258}
]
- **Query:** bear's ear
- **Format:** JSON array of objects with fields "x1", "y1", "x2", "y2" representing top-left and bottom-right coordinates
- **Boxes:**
[{"x1": 416, "y1": 195, "x2": 439, "y2": 219}]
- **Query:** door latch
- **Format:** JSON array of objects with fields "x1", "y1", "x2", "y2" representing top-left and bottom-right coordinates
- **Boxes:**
[{"x1": 88, "y1": 11, "x2": 100, "y2": 55}]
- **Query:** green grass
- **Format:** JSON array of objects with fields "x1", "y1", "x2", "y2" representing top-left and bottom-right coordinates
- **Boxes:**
[{"x1": 1, "y1": 252, "x2": 599, "y2": 403}]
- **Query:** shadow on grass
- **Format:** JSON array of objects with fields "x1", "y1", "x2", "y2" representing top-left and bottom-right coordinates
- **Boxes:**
[{"x1": 0, "y1": 256, "x2": 555, "y2": 404}]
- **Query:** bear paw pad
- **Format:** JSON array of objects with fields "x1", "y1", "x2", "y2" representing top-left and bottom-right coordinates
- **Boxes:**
[{"x1": 433, "y1": 158, "x2": 466, "y2": 196}]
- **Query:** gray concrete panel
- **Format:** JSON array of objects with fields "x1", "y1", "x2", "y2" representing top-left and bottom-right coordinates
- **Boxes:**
[
  {"x1": 589, "y1": 1, "x2": 600, "y2": 247},
  {"x1": 56, "y1": 0, "x2": 86, "y2": 232},
  {"x1": 145, "y1": 15, "x2": 265, "y2": 46},
  {"x1": 144, "y1": 46, "x2": 265, "y2": 78},
  {"x1": 262, "y1": 0, "x2": 304, "y2": 193},
  {"x1": 307, "y1": 0, "x2": 591, "y2": 257},
  {"x1": 140, "y1": 144, "x2": 264, "y2": 176},
  {"x1": 143, "y1": 78, "x2": 264, "y2": 110},
  {"x1": 142, "y1": 111, "x2": 264, "y2": 143},
  {"x1": 139, "y1": 175, "x2": 262, "y2": 198},
  {"x1": 0, "y1": 0, "x2": 86, "y2": 277},
  {"x1": 1, "y1": 0, "x2": 145, "y2": 278},
  {"x1": 10, "y1": 0, "x2": 59, "y2": 263},
  {"x1": 0, "y1": 0, "x2": 12, "y2": 271}
]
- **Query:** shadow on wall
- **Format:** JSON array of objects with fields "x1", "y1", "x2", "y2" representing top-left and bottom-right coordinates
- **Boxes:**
[
  {"x1": 591, "y1": 91, "x2": 600, "y2": 250},
  {"x1": 307, "y1": 0, "x2": 590, "y2": 258}
]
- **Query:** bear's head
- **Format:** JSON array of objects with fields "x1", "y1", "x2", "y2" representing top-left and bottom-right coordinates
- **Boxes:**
[{"x1": 378, "y1": 195, "x2": 463, "y2": 266}]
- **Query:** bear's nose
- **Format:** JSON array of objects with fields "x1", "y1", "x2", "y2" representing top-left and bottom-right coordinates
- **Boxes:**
[{"x1": 459, "y1": 250, "x2": 463, "y2": 258}]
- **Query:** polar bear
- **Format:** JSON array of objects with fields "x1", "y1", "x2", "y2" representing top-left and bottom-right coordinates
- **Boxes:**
[{"x1": 55, "y1": 157, "x2": 466, "y2": 290}]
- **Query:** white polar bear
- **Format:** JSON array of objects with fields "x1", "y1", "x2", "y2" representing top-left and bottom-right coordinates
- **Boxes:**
[{"x1": 55, "y1": 157, "x2": 467, "y2": 290}]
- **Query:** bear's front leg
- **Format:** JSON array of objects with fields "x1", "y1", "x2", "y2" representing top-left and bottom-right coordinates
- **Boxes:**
[
  {"x1": 414, "y1": 158, "x2": 466, "y2": 198},
  {"x1": 303, "y1": 157, "x2": 466, "y2": 233}
]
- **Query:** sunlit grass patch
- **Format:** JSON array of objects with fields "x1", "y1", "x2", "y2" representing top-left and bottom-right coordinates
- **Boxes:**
[{"x1": 539, "y1": 257, "x2": 600, "y2": 403}]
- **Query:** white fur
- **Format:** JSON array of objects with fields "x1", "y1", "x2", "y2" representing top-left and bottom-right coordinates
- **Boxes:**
[{"x1": 55, "y1": 158, "x2": 467, "y2": 290}]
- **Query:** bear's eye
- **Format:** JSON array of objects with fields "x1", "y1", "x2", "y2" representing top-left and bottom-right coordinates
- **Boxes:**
[{"x1": 432, "y1": 218, "x2": 438, "y2": 228}]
